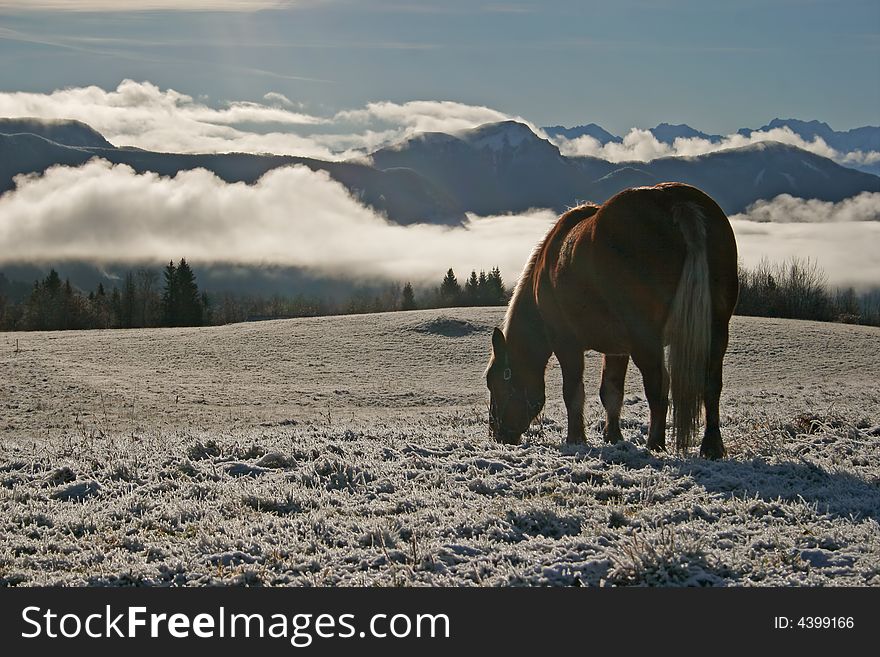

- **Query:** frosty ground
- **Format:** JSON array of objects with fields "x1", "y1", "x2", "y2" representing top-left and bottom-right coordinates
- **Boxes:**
[{"x1": 1, "y1": 308, "x2": 878, "y2": 586}]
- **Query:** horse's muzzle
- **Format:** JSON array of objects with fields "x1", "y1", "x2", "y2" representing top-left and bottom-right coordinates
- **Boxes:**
[{"x1": 492, "y1": 428, "x2": 523, "y2": 445}]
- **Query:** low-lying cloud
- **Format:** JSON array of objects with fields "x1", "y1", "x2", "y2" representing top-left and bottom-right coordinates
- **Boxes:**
[
  {"x1": 731, "y1": 192, "x2": 880, "y2": 290},
  {"x1": 0, "y1": 159, "x2": 556, "y2": 284},
  {"x1": 2, "y1": 159, "x2": 877, "y2": 292},
  {"x1": 729, "y1": 192, "x2": 880, "y2": 224},
  {"x1": 552, "y1": 127, "x2": 880, "y2": 169}
]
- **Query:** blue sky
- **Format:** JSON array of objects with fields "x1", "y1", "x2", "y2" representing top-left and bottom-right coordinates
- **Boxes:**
[{"x1": 0, "y1": 0, "x2": 878, "y2": 134}]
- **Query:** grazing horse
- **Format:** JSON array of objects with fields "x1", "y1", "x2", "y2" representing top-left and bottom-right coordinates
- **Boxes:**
[{"x1": 486, "y1": 183, "x2": 738, "y2": 458}]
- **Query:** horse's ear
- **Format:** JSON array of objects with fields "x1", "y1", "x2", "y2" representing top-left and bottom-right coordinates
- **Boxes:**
[{"x1": 492, "y1": 327, "x2": 506, "y2": 357}]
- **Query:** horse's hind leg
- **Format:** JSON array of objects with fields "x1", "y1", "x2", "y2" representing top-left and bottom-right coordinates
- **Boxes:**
[
  {"x1": 632, "y1": 343, "x2": 669, "y2": 452},
  {"x1": 701, "y1": 321, "x2": 730, "y2": 459},
  {"x1": 557, "y1": 347, "x2": 586, "y2": 444},
  {"x1": 600, "y1": 354, "x2": 629, "y2": 443}
]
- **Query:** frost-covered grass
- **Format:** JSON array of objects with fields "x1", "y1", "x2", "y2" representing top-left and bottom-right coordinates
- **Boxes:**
[{"x1": 0, "y1": 309, "x2": 878, "y2": 586}]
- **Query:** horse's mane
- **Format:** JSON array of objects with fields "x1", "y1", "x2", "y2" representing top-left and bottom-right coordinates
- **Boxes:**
[
  {"x1": 502, "y1": 203, "x2": 599, "y2": 336},
  {"x1": 501, "y1": 236, "x2": 544, "y2": 336}
]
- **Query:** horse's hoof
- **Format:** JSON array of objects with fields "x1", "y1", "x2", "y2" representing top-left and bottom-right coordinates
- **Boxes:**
[
  {"x1": 603, "y1": 430, "x2": 623, "y2": 444},
  {"x1": 700, "y1": 443, "x2": 726, "y2": 460},
  {"x1": 566, "y1": 434, "x2": 586, "y2": 445},
  {"x1": 647, "y1": 439, "x2": 667, "y2": 452}
]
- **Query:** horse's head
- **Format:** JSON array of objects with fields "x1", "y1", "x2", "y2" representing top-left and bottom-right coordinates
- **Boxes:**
[{"x1": 486, "y1": 327, "x2": 544, "y2": 443}]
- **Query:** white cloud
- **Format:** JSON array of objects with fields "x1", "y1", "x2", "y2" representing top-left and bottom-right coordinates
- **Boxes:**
[
  {"x1": 4, "y1": 80, "x2": 873, "y2": 170},
  {"x1": 0, "y1": 81, "x2": 527, "y2": 159},
  {"x1": 0, "y1": 80, "x2": 343, "y2": 157},
  {"x1": 0, "y1": 159, "x2": 555, "y2": 284},
  {"x1": 336, "y1": 99, "x2": 521, "y2": 134},
  {"x1": 729, "y1": 192, "x2": 880, "y2": 224},
  {"x1": 262, "y1": 91, "x2": 297, "y2": 108},
  {"x1": 552, "y1": 126, "x2": 880, "y2": 169},
  {"x1": 731, "y1": 192, "x2": 880, "y2": 290},
  {"x1": 2, "y1": 157, "x2": 876, "y2": 292}
]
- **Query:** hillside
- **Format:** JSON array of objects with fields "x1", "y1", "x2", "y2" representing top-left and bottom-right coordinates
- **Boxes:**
[
  {"x1": 1, "y1": 309, "x2": 878, "y2": 586},
  {"x1": 374, "y1": 122, "x2": 880, "y2": 215},
  {"x1": 0, "y1": 131, "x2": 466, "y2": 226}
]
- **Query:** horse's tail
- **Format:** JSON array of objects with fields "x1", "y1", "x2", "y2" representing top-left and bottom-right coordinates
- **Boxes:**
[{"x1": 665, "y1": 202, "x2": 712, "y2": 452}]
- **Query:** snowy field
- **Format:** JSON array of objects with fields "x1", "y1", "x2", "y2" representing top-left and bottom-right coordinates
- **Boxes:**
[{"x1": 1, "y1": 308, "x2": 879, "y2": 586}]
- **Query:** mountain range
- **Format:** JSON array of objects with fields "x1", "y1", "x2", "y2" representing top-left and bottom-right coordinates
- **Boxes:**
[
  {"x1": 543, "y1": 118, "x2": 880, "y2": 175},
  {"x1": 2, "y1": 116, "x2": 879, "y2": 228}
]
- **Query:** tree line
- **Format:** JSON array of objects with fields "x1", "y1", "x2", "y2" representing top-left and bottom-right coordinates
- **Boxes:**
[
  {"x1": 3, "y1": 257, "x2": 876, "y2": 332},
  {"x1": 0, "y1": 263, "x2": 509, "y2": 331},
  {"x1": 0, "y1": 259, "x2": 207, "y2": 331},
  {"x1": 735, "y1": 257, "x2": 879, "y2": 326}
]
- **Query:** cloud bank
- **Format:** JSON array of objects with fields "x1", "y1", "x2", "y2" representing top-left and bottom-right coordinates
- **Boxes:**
[
  {"x1": 552, "y1": 127, "x2": 880, "y2": 169},
  {"x1": 0, "y1": 81, "x2": 527, "y2": 160},
  {"x1": 2, "y1": 159, "x2": 876, "y2": 291},
  {"x1": 0, "y1": 160, "x2": 556, "y2": 284},
  {"x1": 731, "y1": 192, "x2": 880, "y2": 290},
  {"x1": 1, "y1": 80, "x2": 875, "y2": 170}
]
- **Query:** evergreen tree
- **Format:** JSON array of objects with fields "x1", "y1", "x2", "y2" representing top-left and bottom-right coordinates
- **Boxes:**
[
  {"x1": 136, "y1": 268, "x2": 160, "y2": 328},
  {"x1": 464, "y1": 271, "x2": 479, "y2": 306},
  {"x1": 120, "y1": 271, "x2": 136, "y2": 328},
  {"x1": 44, "y1": 269, "x2": 61, "y2": 296},
  {"x1": 161, "y1": 260, "x2": 178, "y2": 326},
  {"x1": 91, "y1": 283, "x2": 111, "y2": 329},
  {"x1": 61, "y1": 278, "x2": 81, "y2": 329},
  {"x1": 401, "y1": 282, "x2": 417, "y2": 311},
  {"x1": 200, "y1": 291, "x2": 212, "y2": 325},
  {"x1": 174, "y1": 258, "x2": 203, "y2": 326},
  {"x1": 110, "y1": 287, "x2": 122, "y2": 328},
  {"x1": 23, "y1": 280, "x2": 47, "y2": 330},
  {"x1": 439, "y1": 268, "x2": 462, "y2": 307},
  {"x1": 486, "y1": 266, "x2": 506, "y2": 305},
  {"x1": 476, "y1": 270, "x2": 489, "y2": 305},
  {"x1": 23, "y1": 269, "x2": 63, "y2": 330}
]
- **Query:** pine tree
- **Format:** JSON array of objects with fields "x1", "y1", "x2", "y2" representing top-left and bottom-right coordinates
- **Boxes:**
[
  {"x1": 36, "y1": 269, "x2": 63, "y2": 329},
  {"x1": 92, "y1": 283, "x2": 111, "y2": 329},
  {"x1": 136, "y1": 268, "x2": 159, "y2": 328},
  {"x1": 110, "y1": 287, "x2": 122, "y2": 328},
  {"x1": 120, "y1": 271, "x2": 136, "y2": 328},
  {"x1": 476, "y1": 270, "x2": 489, "y2": 305},
  {"x1": 486, "y1": 267, "x2": 506, "y2": 305},
  {"x1": 161, "y1": 260, "x2": 178, "y2": 326},
  {"x1": 401, "y1": 282, "x2": 416, "y2": 311},
  {"x1": 464, "y1": 271, "x2": 479, "y2": 306},
  {"x1": 61, "y1": 278, "x2": 80, "y2": 329},
  {"x1": 200, "y1": 291, "x2": 212, "y2": 325},
  {"x1": 174, "y1": 258, "x2": 203, "y2": 326},
  {"x1": 439, "y1": 268, "x2": 462, "y2": 307}
]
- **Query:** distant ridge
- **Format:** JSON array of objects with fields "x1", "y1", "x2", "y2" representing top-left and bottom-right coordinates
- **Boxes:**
[
  {"x1": 649, "y1": 122, "x2": 722, "y2": 144},
  {"x1": 0, "y1": 117, "x2": 115, "y2": 149},
  {"x1": 543, "y1": 123, "x2": 621, "y2": 145},
  {"x1": 1, "y1": 117, "x2": 878, "y2": 223},
  {"x1": 373, "y1": 121, "x2": 880, "y2": 216},
  {"x1": 543, "y1": 117, "x2": 880, "y2": 175}
]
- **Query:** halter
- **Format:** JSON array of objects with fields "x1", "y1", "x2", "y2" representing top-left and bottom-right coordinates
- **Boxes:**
[{"x1": 491, "y1": 353, "x2": 544, "y2": 438}]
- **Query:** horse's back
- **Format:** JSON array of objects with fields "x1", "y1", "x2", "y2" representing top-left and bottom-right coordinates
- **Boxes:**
[{"x1": 544, "y1": 183, "x2": 738, "y2": 352}]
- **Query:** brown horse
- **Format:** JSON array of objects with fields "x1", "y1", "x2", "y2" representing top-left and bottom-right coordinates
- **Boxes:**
[{"x1": 486, "y1": 182, "x2": 738, "y2": 458}]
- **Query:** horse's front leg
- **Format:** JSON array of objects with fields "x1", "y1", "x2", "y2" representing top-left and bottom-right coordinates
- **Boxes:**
[{"x1": 557, "y1": 348, "x2": 586, "y2": 444}]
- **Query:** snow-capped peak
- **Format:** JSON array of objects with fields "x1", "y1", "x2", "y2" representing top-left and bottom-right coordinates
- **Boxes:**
[{"x1": 458, "y1": 120, "x2": 540, "y2": 152}]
